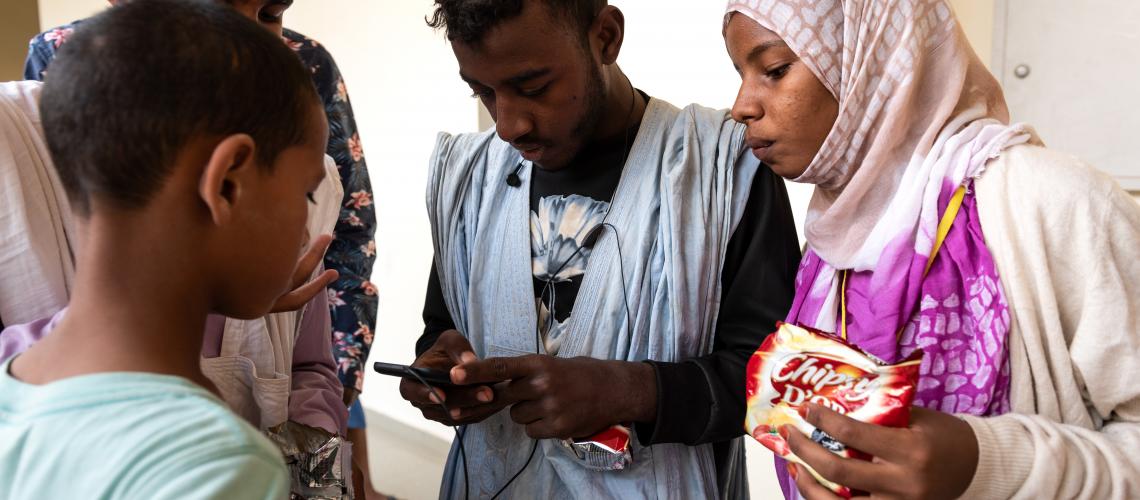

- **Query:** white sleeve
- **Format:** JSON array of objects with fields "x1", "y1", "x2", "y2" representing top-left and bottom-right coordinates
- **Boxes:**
[{"x1": 963, "y1": 147, "x2": 1140, "y2": 499}]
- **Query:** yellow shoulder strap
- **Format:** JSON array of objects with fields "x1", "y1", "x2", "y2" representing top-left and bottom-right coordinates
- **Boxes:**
[
  {"x1": 924, "y1": 185, "x2": 967, "y2": 277},
  {"x1": 840, "y1": 185, "x2": 967, "y2": 341}
]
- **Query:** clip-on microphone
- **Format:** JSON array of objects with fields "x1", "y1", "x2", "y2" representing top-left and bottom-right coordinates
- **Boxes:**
[{"x1": 506, "y1": 162, "x2": 524, "y2": 187}]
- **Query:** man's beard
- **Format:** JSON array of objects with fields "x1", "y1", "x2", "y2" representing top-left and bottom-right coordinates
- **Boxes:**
[
  {"x1": 572, "y1": 60, "x2": 607, "y2": 143},
  {"x1": 536, "y1": 60, "x2": 607, "y2": 170}
]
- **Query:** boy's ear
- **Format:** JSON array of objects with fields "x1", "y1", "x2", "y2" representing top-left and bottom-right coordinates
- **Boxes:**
[{"x1": 199, "y1": 133, "x2": 257, "y2": 226}]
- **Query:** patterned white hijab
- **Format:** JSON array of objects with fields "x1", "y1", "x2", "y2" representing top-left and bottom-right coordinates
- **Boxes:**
[{"x1": 725, "y1": 0, "x2": 1032, "y2": 270}]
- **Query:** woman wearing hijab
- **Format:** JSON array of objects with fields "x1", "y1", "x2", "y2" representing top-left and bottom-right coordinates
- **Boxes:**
[{"x1": 722, "y1": 1, "x2": 1140, "y2": 498}]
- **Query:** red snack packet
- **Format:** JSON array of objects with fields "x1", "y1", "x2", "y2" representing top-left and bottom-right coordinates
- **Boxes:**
[
  {"x1": 582, "y1": 425, "x2": 631, "y2": 455},
  {"x1": 563, "y1": 425, "x2": 632, "y2": 470},
  {"x1": 745, "y1": 323, "x2": 922, "y2": 498}
]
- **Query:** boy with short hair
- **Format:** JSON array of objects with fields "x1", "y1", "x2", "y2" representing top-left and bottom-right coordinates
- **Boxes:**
[{"x1": 0, "y1": 1, "x2": 328, "y2": 497}]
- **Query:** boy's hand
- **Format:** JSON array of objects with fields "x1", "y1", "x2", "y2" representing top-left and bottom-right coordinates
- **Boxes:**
[
  {"x1": 271, "y1": 233, "x2": 338, "y2": 313},
  {"x1": 453, "y1": 355, "x2": 657, "y2": 439},
  {"x1": 400, "y1": 330, "x2": 508, "y2": 426},
  {"x1": 785, "y1": 403, "x2": 979, "y2": 500}
]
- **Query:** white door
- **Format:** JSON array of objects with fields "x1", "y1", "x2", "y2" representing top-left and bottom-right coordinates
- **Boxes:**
[{"x1": 996, "y1": 0, "x2": 1140, "y2": 189}]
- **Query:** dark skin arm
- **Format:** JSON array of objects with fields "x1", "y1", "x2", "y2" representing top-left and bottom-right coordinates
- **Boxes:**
[
  {"x1": 784, "y1": 403, "x2": 979, "y2": 500},
  {"x1": 399, "y1": 329, "x2": 495, "y2": 425},
  {"x1": 400, "y1": 329, "x2": 656, "y2": 437},
  {"x1": 451, "y1": 354, "x2": 656, "y2": 439}
]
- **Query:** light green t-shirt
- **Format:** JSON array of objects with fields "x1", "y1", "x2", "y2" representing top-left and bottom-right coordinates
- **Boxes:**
[{"x1": 0, "y1": 358, "x2": 288, "y2": 500}]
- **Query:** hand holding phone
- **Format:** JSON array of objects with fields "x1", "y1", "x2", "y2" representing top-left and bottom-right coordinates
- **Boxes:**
[{"x1": 397, "y1": 330, "x2": 511, "y2": 427}]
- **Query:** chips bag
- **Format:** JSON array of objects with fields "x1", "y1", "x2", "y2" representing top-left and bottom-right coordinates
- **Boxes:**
[
  {"x1": 563, "y1": 425, "x2": 633, "y2": 471},
  {"x1": 745, "y1": 323, "x2": 922, "y2": 497}
]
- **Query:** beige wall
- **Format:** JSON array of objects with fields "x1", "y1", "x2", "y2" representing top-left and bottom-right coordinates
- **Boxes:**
[
  {"x1": 37, "y1": 0, "x2": 103, "y2": 31},
  {"x1": 949, "y1": 0, "x2": 996, "y2": 66},
  {"x1": 1, "y1": 0, "x2": 41, "y2": 80}
]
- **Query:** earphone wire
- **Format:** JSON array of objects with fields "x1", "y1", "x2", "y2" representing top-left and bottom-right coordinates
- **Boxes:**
[
  {"x1": 603, "y1": 222, "x2": 634, "y2": 353},
  {"x1": 404, "y1": 368, "x2": 469, "y2": 500},
  {"x1": 410, "y1": 355, "x2": 538, "y2": 500}
]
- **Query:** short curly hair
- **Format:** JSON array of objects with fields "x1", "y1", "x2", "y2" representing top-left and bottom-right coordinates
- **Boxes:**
[
  {"x1": 40, "y1": 0, "x2": 319, "y2": 215},
  {"x1": 427, "y1": 0, "x2": 606, "y2": 45}
]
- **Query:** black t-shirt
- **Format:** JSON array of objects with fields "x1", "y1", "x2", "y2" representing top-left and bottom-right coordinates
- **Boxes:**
[
  {"x1": 526, "y1": 117, "x2": 631, "y2": 356},
  {"x1": 420, "y1": 97, "x2": 802, "y2": 485}
]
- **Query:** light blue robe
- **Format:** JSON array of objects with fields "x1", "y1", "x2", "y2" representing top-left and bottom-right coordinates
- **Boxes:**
[{"x1": 426, "y1": 98, "x2": 759, "y2": 499}]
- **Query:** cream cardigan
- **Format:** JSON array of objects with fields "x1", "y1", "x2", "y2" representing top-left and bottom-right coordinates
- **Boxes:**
[{"x1": 961, "y1": 144, "x2": 1140, "y2": 499}]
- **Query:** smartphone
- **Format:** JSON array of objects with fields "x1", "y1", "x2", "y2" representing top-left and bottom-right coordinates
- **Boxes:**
[{"x1": 373, "y1": 361, "x2": 457, "y2": 388}]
